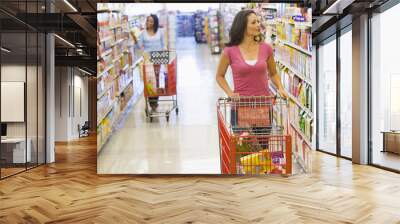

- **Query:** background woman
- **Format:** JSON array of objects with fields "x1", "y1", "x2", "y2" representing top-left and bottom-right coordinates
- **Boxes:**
[{"x1": 132, "y1": 14, "x2": 165, "y2": 110}]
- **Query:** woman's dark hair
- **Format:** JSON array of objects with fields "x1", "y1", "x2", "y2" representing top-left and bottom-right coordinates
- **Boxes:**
[
  {"x1": 147, "y1": 14, "x2": 159, "y2": 33},
  {"x1": 226, "y1": 10, "x2": 257, "y2": 47}
]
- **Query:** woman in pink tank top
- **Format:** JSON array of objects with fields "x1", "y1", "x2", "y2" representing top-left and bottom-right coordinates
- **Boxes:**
[{"x1": 216, "y1": 10, "x2": 288, "y2": 99}]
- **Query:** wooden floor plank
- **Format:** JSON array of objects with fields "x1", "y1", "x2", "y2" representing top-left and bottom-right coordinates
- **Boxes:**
[{"x1": 0, "y1": 135, "x2": 400, "y2": 223}]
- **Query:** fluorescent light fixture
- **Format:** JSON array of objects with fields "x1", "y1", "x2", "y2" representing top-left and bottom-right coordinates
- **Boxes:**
[
  {"x1": 63, "y1": 0, "x2": 78, "y2": 12},
  {"x1": 323, "y1": 0, "x2": 355, "y2": 15},
  {"x1": 54, "y1": 34, "x2": 75, "y2": 48},
  {"x1": 1, "y1": 47, "x2": 11, "y2": 53},
  {"x1": 78, "y1": 67, "x2": 93, "y2": 76}
]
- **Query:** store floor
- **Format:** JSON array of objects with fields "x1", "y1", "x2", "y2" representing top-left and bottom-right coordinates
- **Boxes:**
[
  {"x1": 1, "y1": 135, "x2": 400, "y2": 223},
  {"x1": 98, "y1": 37, "x2": 227, "y2": 174}
]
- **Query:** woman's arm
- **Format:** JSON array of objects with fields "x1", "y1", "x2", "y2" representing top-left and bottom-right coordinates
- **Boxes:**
[
  {"x1": 131, "y1": 31, "x2": 144, "y2": 51},
  {"x1": 267, "y1": 54, "x2": 288, "y2": 99},
  {"x1": 216, "y1": 53, "x2": 238, "y2": 97}
]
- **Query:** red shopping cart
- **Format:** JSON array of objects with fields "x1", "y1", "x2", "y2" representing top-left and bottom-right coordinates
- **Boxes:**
[
  {"x1": 143, "y1": 51, "x2": 178, "y2": 122},
  {"x1": 217, "y1": 96, "x2": 292, "y2": 175}
]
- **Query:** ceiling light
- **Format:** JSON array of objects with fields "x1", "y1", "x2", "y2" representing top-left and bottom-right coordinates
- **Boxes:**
[
  {"x1": 323, "y1": 0, "x2": 355, "y2": 15},
  {"x1": 54, "y1": 34, "x2": 75, "y2": 48},
  {"x1": 63, "y1": 0, "x2": 78, "y2": 12},
  {"x1": 78, "y1": 67, "x2": 93, "y2": 76},
  {"x1": 1, "y1": 47, "x2": 11, "y2": 53}
]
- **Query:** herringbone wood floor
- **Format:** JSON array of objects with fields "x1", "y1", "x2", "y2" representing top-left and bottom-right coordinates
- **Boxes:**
[{"x1": 0, "y1": 135, "x2": 400, "y2": 224}]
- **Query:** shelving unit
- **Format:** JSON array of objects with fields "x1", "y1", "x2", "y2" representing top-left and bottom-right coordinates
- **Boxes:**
[
  {"x1": 97, "y1": 7, "x2": 144, "y2": 152},
  {"x1": 253, "y1": 3, "x2": 313, "y2": 172},
  {"x1": 219, "y1": 4, "x2": 245, "y2": 44},
  {"x1": 176, "y1": 13, "x2": 194, "y2": 37},
  {"x1": 207, "y1": 9, "x2": 221, "y2": 54},
  {"x1": 194, "y1": 11, "x2": 207, "y2": 43}
]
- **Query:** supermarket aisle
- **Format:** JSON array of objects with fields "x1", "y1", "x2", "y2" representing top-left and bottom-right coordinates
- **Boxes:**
[{"x1": 98, "y1": 37, "x2": 227, "y2": 174}]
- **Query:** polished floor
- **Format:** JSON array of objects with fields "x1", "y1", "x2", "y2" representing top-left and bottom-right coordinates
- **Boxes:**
[
  {"x1": 372, "y1": 150, "x2": 400, "y2": 171},
  {"x1": 1, "y1": 135, "x2": 400, "y2": 223},
  {"x1": 98, "y1": 38, "x2": 228, "y2": 174}
]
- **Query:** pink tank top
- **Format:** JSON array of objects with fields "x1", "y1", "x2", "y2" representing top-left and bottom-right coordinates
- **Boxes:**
[{"x1": 223, "y1": 42, "x2": 273, "y2": 96}]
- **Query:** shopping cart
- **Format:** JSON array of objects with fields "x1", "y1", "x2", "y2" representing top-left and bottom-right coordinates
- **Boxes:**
[
  {"x1": 143, "y1": 51, "x2": 178, "y2": 122},
  {"x1": 217, "y1": 96, "x2": 292, "y2": 175}
]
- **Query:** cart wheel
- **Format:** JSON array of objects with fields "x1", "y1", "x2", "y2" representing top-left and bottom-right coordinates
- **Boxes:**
[
  {"x1": 149, "y1": 117, "x2": 153, "y2": 122},
  {"x1": 166, "y1": 113, "x2": 170, "y2": 122},
  {"x1": 175, "y1": 108, "x2": 179, "y2": 115},
  {"x1": 145, "y1": 108, "x2": 148, "y2": 117}
]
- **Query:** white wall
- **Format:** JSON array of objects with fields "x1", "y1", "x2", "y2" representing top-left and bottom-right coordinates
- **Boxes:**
[
  {"x1": 55, "y1": 67, "x2": 89, "y2": 141},
  {"x1": 55, "y1": 66, "x2": 69, "y2": 141},
  {"x1": 1, "y1": 65, "x2": 33, "y2": 138},
  {"x1": 1, "y1": 63, "x2": 46, "y2": 164}
]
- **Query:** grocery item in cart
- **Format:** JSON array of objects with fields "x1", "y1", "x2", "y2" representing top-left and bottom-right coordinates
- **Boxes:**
[{"x1": 239, "y1": 150, "x2": 272, "y2": 175}]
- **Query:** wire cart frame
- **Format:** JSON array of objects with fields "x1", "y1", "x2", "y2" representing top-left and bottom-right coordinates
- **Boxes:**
[
  {"x1": 217, "y1": 96, "x2": 292, "y2": 175},
  {"x1": 143, "y1": 51, "x2": 178, "y2": 122}
]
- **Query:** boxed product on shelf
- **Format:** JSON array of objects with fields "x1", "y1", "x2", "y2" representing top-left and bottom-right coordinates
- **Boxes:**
[
  {"x1": 207, "y1": 9, "x2": 221, "y2": 54},
  {"x1": 194, "y1": 11, "x2": 207, "y2": 43}
]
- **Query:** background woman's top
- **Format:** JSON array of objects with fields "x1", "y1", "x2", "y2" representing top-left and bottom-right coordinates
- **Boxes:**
[
  {"x1": 223, "y1": 42, "x2": 273, "y2": 96},
  {"x1": 136, "y1": 29, "x2": 165, "y2": 52}
]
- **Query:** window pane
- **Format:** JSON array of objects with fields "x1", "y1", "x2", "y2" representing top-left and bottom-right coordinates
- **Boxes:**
[
  {"x1": 1, "y1": 31, "x2": 27, "y2": 177},
  {"x1": 371, "y1": 3, "x2": 400, "y2": 171},
  {"x1": 340, "y1": 29, "x2": 352, "y2": 158},
  {"x1": 318, "y1": 37, "x2": 337, "y2": 154}
]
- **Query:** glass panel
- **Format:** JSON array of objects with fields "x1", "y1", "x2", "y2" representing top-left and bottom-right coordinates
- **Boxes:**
[
  {"x1": 318, "y1": 37, "x2": 337, "y2": 154},
  {"x1": 371, "y1": 4, "x2": 400, "y2": 171},
  {"x1": 38, "y1": 32, "x2": 45, "y2": 165},
  {"x1": 27, "y1": 31, "x2": 38, "y2": 169},
  {"x1": 1, "y1": 31, "x2": 27, "y2": 178},
  {"x1": 340, "y1": 29, "x2": 352, "y2": 158}
]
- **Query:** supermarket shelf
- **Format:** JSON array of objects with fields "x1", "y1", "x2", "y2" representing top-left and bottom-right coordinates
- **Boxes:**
[
  {"x1": 99, "y1": 35, "x2": 113, "y2": 43},
  {"x1": 276, "y1": 60, "x2": 312, "y2": 85},
  {"x1": 98, "y1": 131, "x2": 112, "y2": 152},
  {"x1": 117, "y1": 79, "x2": 133, "y2": 96},
  {"x1": 97, "y1": 83, "x2": 113, "y2": 100},
  {"x1": 98, "y1": 83, "x2": 144, "y2": 152},
  {"x1": 287, "y1": 92, "x2": 313, "y2": 118},
  {"x1": 122, "y1": 64, "x2": 129, "y2": 71},
  {"x1": 293, "y1": 153, "x2": 308, "y2": 173},
  {"x1": 112, "y1": 53, "x2": 124, "y2": 63},
  {"x1": 97, "y1": 104, "x2": 114, "y2": 126},
  {"x1": 276, "y1": 18, "x2": 312, "y2": 28},
  {"x1": 99, "y1": 49, "x2": 112, "y2": 59},
  {"x1": 109, "y1": 24, "x2": 122, "y2": 30},
  {"x1": 278, "y1": 39, "x2": 312, "y2": 56},
  {"x1": 132, "y1": 57, "x2": 143, "y2": 68},
  {"x1": 290, "y1": 122, "x2": 312, "y2": 148},
  {"x1": 111, "y1": 38, "x2": 125, "y2": 47},
  {"x1": 97, "y1": 64, "x2": 114, "y2": 79}
]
